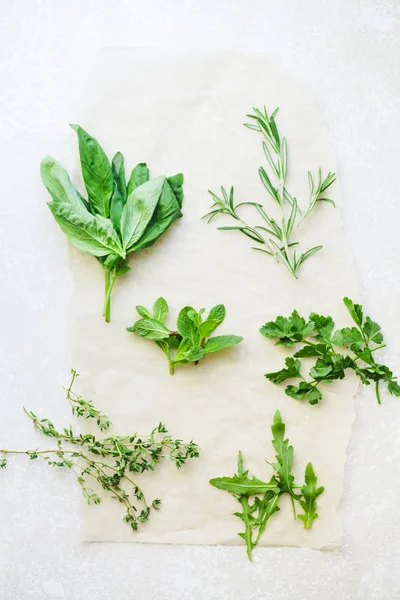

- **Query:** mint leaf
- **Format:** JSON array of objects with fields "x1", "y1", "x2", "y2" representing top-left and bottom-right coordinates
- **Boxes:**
[
  {"x1": 153, "y1": 297, "x2": 169, "y2": 324},
  {"x1": 128, "y1": 318, "x2": 170, "y2": 341},
  {"x1": 204, "y1": 335, "x2": 243, "y2": 354}
]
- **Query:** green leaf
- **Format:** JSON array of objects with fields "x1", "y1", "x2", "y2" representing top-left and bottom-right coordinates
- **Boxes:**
[
  {"x1": 109, "y1": 185, "x2": 124, "y2": 234},
  {"x1": 111, "y1": 152, "x2": 127, "y2": 203},
  {"x1": 332, "y1": 327, "x2": 364, "y2": 348},
  {"x1": 136, "y1": 305, "x2": 152, "y2": 318},
  {"x1": 236, "y1": 497, "x2": 256, "y2": 561},
  {"x1": 177, "y1": 307, "x2": 200, "y2": 346},
  {"x1": 309, "y1": 364, "x2": 332, "y2": 380},
  {"x1": 297, "y1": 463, "x2": 324, "y2": 529},
  {"x1": 128, "y1": 318, "x2": 170, "y2": 340},
  {"x1": 388, "y1": 380, "x2": 400, "y2": 396},
  {"x1": 199, "y1": 304, "x2": 226, "y2": 338},
  {"x1": 294, "y1": 344, "x2": 326, "y2": 358},
  {"x1": 285, "y1": 382, "x2": 313, "y2": 401},
  {"x1": 260, "y1": 311, "x2": 314, "y2": 345},
  {"x1": 41, "y1": 156, "x2": 85, "y2": 210},
  {"x1": 204, "y1": 335, "x2": 243, "y2": 354},
  {"x1": 47, "y1": 201, "x2": 125, "y2": 258},
  {"x1": 167, "y1": 173, "x2": 184, "y2": 208},
  {"x1": 121, "y1": 176, "x2": 165, "y2": 249},
  {"x1": 309, "y1": 313, "x2": 334, "y2": 341},
  {"x1": 129, "y1": 179, "x2": 183, "y2": 252},
  {"x1": 209, "y1": 474, "x2": 278, "y2": 496},
  {"x1": 70, "y1": 124, "x2": 113, "y2": 217},
  {"x1": 153, "y1": 297, "x2": 169, "y2": 323},
  {"x1": 363, "y1": 316, "x2": 383, "y2": 344},
  {"x1": 270, "y1": 410, "x2": 295, "y2": 495},
  {"x1": 307, "y1": 387, "x2": 323, "y2": 405},
  {"x1": 127, "y1": 163, "x2": 150, "y2": 195},
  {"x1": 265, "y1": 357, "x2": 301, "y2": 384},
  {"x1": 343, "y1": 297, "x2": 363, "y2": 329},
  {"x1": 185, "y1": 347, "x2": 206, "y2": 363}
]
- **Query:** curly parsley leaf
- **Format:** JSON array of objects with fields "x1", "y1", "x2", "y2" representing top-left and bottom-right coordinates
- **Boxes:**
[{"x1": 261, "y1": 297, "x2": 399, "y2": 405}]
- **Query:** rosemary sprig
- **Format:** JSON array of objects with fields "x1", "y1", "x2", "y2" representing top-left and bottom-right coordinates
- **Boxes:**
[
  {"x1": 203, "y1": 106, "x2": 336, "y2": 278},
  {"x1": 0, "y1": 371, "x2": 200, "y2": 531}
]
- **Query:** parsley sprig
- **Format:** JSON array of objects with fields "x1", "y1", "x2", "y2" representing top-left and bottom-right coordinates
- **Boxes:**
[
  {"x1": 203, "y1": 106, "x2": 336, "y2": 278},
  {"x1": 261, "y1": 298, "x2": 400, "y2": 405},
  {"x1": 210, "y1": 410, "x2": 324, "y2": 560},
  {"x1": 0, "y1": 370, "x2": 199, "y2": 532}
]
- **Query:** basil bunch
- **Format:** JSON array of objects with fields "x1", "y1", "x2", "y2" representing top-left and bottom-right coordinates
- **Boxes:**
[{"x1": 41, "y1": 125, "x2": 184, "y2": 321}]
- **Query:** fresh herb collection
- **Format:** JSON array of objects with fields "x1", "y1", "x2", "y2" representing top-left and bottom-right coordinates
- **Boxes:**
[
  {"x1": 41, "y1": 125, "x2": 183, "y2": 322},
  {"x1": 261, "y1": 297, "x2": 400, "y2": 405},
  {"x1": 128, "y1": 298, "x2": 243, "y2": 374},
  {"x1": 210, "y1": 411, "x2": 324, "y2": 560},
  {"x1": 0, "y1": 371, "x2": 199, "y2": 532},
  {"x1": 2, "y1": 102, "x2": 397, "y2": 559},
  {"x1": 203, "y1": 106, "x2": 336, "y2": 278}
]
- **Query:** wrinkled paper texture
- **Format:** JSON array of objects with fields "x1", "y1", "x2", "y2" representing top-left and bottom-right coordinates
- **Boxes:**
[{"x1": 68, "y1": 49, "x2": 359, "y2": 548}]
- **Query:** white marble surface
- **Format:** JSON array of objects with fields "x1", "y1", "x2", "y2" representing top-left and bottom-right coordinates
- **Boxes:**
[{"x1": 0, "y1": 1, "x2": 400, "y2": 598}]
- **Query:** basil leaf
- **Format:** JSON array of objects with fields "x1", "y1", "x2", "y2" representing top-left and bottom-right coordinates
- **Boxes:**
[
  {"x1": 111, "y1": 152, "x2": 127, "y2": 203},
  {"x1": 109, "y1": 184, "x2": 124, "y2": 234},
  {"x1": 167, "y1": 173, "x2": 184, "y2": 208},
  {"x1": 127, "y1": 163, "x2": 150, "y2": 195},
  {"x1": 121, "y1": 177, "x2": 164, "y2": 250},
  {"x1": 41, "y1": 156, "x2": 85, "y2": 210},
  {"x1": 129, "y1": 179, "x2": 183, "y2": 252},
  {"x1": 204, "y1": 335, "x2": 243, "y2": 354},
  {"x1": 48, "y1": 201, "x2": 125, "y2": 258},
  {"x1": 128, "y1": 318, "x2": 170, "y2": 340},
  {"x1": 70, "y1": 124, "x2": 113, "y2": 217},
  {"x1": 153, "y1": 297, "x2": 169, "y2": 324}
]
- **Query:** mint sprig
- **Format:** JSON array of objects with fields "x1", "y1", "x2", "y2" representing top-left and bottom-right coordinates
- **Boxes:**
[
  {"x1": 127, "y1": 298, "x2": 243, "y2": 374},
  {"x1": 210, "y1": 410, "x2": 324, "y2": 560},
  {"x1": 261, "y1": 297, "x2": 400, "y2": 404}
]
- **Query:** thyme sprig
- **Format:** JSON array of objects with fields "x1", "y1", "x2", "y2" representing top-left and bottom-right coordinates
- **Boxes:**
[
  {"x1": 203, "y1": 106, "x2": 336, "y2": 278},
  {"x1": 0, "y1": 370, "x2": 200, "y2": 531}
]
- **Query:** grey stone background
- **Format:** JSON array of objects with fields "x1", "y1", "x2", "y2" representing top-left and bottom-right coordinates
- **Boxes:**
[{"x1": 0, "y1": 1, "x2": 399, "y2": 598}]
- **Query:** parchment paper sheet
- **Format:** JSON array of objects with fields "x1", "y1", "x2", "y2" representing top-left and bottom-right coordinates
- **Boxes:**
[{"x1": 68, "y1": 49, "x2": 359, "y2": 548}]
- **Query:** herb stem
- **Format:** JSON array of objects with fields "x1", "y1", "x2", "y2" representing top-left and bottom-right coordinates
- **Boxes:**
[
  {"x1": 375, "y1": 381, "x2": 381, "y2": 405},
  {"x1": 103, "y1": 267, "x2": 117, "y2": 323}
]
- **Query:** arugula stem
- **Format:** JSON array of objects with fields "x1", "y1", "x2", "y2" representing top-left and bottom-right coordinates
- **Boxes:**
[{"x1": 103, "y1": 268, "x2": 116, "y2": 323}]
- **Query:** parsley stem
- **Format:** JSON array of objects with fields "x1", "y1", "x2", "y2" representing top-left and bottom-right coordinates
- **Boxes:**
[{"x1": 375, "y1": 381, "x2": 381, "y2": 405}]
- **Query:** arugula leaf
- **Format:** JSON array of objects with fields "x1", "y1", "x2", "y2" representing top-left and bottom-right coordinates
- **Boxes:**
[
  {"x1": 204, "y1": 335, "x2": 243, "y2": 354},
  {"x1": 70, "y1": 124, "x2": 113, "y2": 217},
  {"x1": 270, "y1": 410, "x2": 295, "y2": 495},
  {"x1": 297, "y1": 463, "x2": 324, "y2": 529},
  {"x1": 121, "y1": 177, "x2": 165, "y2": 249},
  {"x1": 210, "y1": 412, "x2": 324, "y2": 560},
  {"x1": 128, "y1": 299, "x2": 242, "y2": 374},
  {"x1": 262, "y1": 297, "x2": 399, "y2": 405}
]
